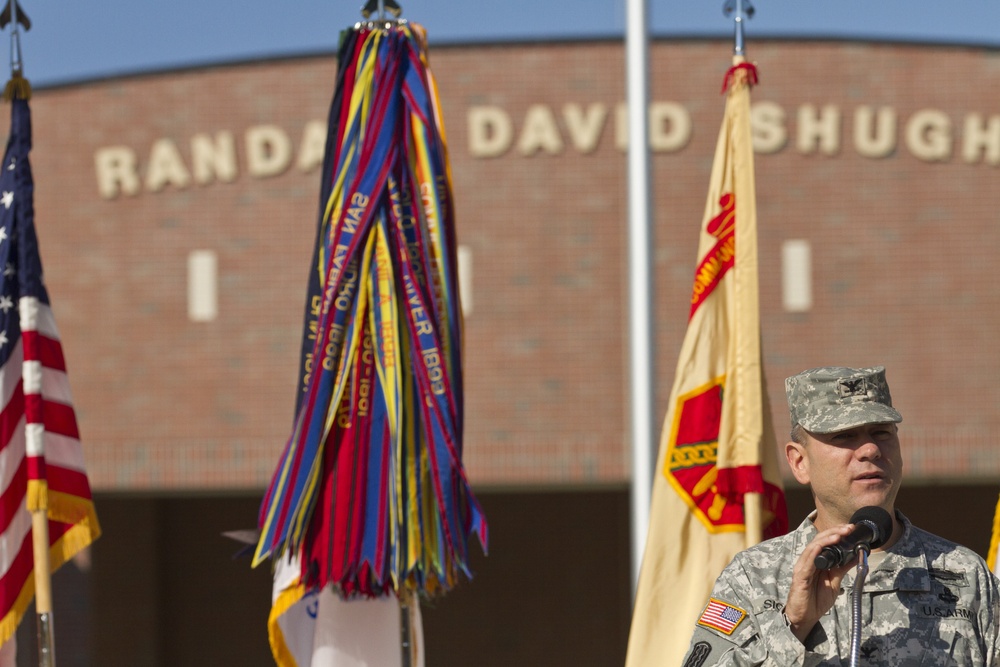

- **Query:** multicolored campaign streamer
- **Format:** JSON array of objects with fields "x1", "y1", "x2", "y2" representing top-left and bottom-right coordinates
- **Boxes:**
[{"x1": 255, "y1": 23, "x2": 487, "y2": 598}]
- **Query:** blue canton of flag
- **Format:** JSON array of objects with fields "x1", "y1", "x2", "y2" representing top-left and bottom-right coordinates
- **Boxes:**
[
  {"x1": 0, "y1": 98, "x2": 47, "y2": 362},
  {"x1": 720, "y1": 606, "x2": 743, "y2": 623}
]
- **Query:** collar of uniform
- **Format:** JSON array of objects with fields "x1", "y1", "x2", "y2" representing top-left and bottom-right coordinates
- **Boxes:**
[
  {"x1": 842, "y1": 511, "x2": 931, "y2": 592},
  {"x1": 864, "y1": 511, "x2": 931, "y2": 592}
]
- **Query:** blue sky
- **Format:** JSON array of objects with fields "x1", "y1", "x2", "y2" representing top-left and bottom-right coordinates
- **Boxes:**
[{"x1": 10, "y1": 0, "x2": 1000, "y2": 87}]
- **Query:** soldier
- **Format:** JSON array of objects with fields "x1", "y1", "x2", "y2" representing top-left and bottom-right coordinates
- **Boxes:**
[{"x1": 682, "y1": 366, "x2": 1000, "y2": 666}]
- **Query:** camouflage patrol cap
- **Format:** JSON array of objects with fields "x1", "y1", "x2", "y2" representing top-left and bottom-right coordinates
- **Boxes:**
[{"x1": 785, "y1": 366, "x2": 902, "y2": 434}]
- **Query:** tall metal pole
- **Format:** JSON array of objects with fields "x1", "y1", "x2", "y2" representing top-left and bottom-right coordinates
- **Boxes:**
[{"x1": 626, "y1": 0, "x2": 654, "y2": 594}]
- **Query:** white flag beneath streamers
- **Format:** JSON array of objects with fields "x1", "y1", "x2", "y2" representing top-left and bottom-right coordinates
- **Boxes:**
[
  {"x1": 0, "y1": 636, "x2": 12, "y2": 667},
  {"x1": 270, "y1": 557, "x2": 425, "y2": 667}
]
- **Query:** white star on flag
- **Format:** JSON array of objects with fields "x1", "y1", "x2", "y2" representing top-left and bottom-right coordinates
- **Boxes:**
[
  {"x1": 0, "y1": 296, "x2": 11, "y2": 313},
  {"x1": 0, "y1": 191, "x2": 12, "y2": 209},
  {"x1": 0, "y1": 331, "x2": 8, "y2": 349}
]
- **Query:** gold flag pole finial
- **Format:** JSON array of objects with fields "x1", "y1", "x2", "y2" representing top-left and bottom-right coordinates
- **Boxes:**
[
  {"x1": 0, "y1": 0, "x2": 31, "y2": 101},
  {"x1": 723, "y1": 0, "x2": 755, "y2": 59}
]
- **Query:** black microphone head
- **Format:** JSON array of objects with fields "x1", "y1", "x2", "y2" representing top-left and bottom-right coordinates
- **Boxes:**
[{"x1": 849, "y1": 506, "x2": 894, "y2": 550}]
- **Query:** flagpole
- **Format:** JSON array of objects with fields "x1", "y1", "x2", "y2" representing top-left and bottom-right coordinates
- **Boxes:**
[
  {"x1": 724, "y1": 0, "x2": 764, "y2": 549},
  {"x1": 730, "y1": 0, "x2": 749, "y2": 58},
  {"x1": 626, "y1": 0, "x2": 654, "y2": 593},
  {"x1": 400, "y1": 588, "x2": 413, "y2": 667},
  {"x1": 31, "y1": 510, "x2": 55, "y2": 667}
]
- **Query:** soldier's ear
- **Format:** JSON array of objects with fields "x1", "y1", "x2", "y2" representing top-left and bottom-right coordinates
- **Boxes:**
[{"x1": 785, "y1": 440, "x2": 810, "y2": 484}]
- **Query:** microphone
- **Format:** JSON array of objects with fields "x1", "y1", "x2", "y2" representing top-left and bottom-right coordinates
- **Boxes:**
[{"x1": 813, "y1": 506, "x2": 894, "y2": 570}]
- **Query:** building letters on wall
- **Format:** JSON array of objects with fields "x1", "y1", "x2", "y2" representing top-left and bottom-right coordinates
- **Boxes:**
[
  {"x1": 94, "y1": 121, "x2": 328, "y2": 199},
  {"x1": 93, "y1": 101, "x2": 1000, "y2": 200}
]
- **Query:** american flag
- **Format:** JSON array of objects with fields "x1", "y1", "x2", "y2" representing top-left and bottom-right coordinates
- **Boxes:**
[
  {"x1": 697, "y1": 598, "x2": 747, "y2": 636},
  {"x1": 0, "y1": 96, "x2": 100, "y2": 646}
]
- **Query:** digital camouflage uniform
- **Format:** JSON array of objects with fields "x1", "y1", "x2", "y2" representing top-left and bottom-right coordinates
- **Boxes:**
[{"x1": 681, "y1": 512, "x2": 1000, "y2": 666}]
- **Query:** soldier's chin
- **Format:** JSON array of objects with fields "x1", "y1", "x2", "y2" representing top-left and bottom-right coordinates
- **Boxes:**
[
  {"x1": 852, "y1": 477, "x2": 889, "y2": 490},
  {"x1": 851, "y1": 482, "x2": 892, "y2": 506}
]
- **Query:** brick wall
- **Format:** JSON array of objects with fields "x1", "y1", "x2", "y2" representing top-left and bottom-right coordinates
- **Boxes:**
[{"x1": 9, "y1": 37, "x2": 1000, "y2": 491}]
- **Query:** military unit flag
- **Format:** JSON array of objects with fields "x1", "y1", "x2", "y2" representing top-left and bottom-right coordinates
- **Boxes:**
[
  {"x1": 988, "y1": 493, "x2": 1000, "y2": 574},
  {"x1": 624, "y1": 58, "x2": 787, "y2": 667}
]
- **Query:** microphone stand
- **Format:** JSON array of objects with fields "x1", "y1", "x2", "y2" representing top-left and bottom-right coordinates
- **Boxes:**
[{"x1": 849, "y1": 547, "x2": 871, "y2": 667}]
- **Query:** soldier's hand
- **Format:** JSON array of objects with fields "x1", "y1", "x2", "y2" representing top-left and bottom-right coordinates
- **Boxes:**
[{"x1": 784, "y1": 524, "x2": 857, "y2": 643}]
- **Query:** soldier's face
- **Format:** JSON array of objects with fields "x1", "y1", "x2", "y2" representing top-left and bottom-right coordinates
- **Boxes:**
[{"x1": 787, "y1": 422, "x2": 902, "y2": 530}]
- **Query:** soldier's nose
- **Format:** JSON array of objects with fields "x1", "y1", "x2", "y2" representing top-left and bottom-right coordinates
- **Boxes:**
[{"x1": 857, "y1": 441, "x2": 882, "y2": 460}]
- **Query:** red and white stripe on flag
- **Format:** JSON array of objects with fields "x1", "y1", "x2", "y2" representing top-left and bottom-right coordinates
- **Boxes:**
[{"x1": 0, "y1": 297, "x2": 100, "y2": 645}]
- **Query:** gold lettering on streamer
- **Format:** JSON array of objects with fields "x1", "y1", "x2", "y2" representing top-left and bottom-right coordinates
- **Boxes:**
[{"x1": 422, "y1": 347, "x2": 446, "y2": 396}]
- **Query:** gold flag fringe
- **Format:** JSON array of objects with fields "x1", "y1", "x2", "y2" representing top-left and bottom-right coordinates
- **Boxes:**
[{"x1": 3, "y1": 72, "x2": 31, "y2": 101}]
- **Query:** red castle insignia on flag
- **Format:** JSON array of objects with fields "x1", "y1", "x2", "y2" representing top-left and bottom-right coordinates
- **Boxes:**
[{"x1": 664, "y1": 377, "x2": 745, "y2": 532}]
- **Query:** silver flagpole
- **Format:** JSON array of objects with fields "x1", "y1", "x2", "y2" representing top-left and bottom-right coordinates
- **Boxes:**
[
  {"x1": 724, "y1": 0, "x2": 755, "y2": 58},
  {"x1": 626, "y1": 0, "x2": 654, "y2": 594}
]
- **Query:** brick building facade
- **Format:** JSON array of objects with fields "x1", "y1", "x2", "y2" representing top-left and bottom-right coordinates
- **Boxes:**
[{"x1": 7, "y1": 36, "x2": 1000, "y2": 665}]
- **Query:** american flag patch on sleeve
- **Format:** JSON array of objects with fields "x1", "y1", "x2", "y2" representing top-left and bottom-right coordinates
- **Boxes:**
[{"x1": 697, "y1": 598, "x2": 747, "y2": 635}]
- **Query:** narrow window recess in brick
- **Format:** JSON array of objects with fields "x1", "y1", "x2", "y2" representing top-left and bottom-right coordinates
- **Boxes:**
[
  {"x1": 188, "y1": 249, "x2": 218, "y2": 322},
  {"x1": 782, "y1": 239, "x2": 812, "y2": 313},
  {"x1": 458, "y1": 244, "x2": 473, "y2": 317}
]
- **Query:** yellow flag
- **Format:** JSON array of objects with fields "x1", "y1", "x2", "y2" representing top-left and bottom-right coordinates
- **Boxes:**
[
  {"x1": 988, "y1": 493, "x2": 1000, "y2": 574},
  {"x1": 624, "y1": 58, "x2": 788, "y2": 667}
]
